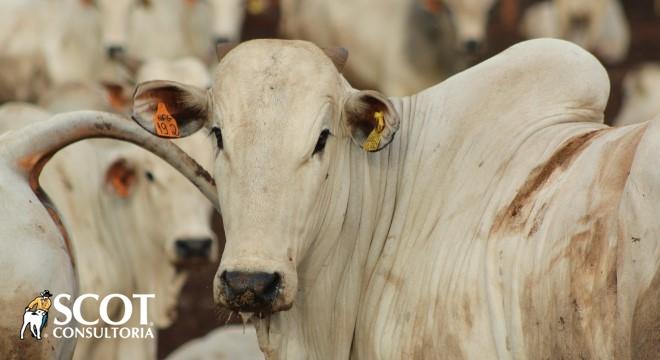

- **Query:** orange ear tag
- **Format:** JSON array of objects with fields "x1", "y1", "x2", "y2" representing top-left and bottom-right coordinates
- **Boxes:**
[
  {"x1": 153, "y1": 102, "x2": 180, "y2": 138},
  {"x1": 362, "y1": 111, "x2": 385, "y2": 152},
  {"x1": 423, "y1": 0, "x2": 441, "y2": 14}
]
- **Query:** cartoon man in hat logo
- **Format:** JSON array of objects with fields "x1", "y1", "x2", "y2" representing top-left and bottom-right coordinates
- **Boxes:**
[{"x1": 20, "y1": 290, "x2": 52, "y2": 340}]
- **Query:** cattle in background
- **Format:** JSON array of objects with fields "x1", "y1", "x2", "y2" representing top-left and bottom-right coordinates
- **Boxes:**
[
  {"x1": 17, "y1": 58, "x2": 216, "y2": 360},
  {"x1": 90, "y1": 0, "x2": 212, "y2": 62},
  {"x1": 131, "y1": 38, "x2": 660, "y2": 358},
  {"x1": 613, "y1": 63, "x2": 660, "y2": 127},
  {"x1": 208, "y1": 0, "x2": 246, "y2": 45},
  {"x1": 0, "y1": 0, "x2": 103, "y2": 102},
  {"x1": 166, "y1": 325, "x2": 262, "y2": 360},
  {"x1": 231, "y1": 0, "x2": 498, "y2": 95},
  {"x1": 520, "y1": 0, "x2": 630, "y2": 64},
  {"x1": 0, "y1": 110, "x2": 216, "y2": 360}
]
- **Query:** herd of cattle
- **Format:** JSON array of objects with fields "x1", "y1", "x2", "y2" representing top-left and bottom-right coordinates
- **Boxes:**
[{"x1": 1, "y1": 0, "x2": 660, "y2": 359}]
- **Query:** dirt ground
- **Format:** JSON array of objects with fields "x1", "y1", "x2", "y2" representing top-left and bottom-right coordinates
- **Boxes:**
[{"x1": 157, "y1": 1, "x2": 659, "y2": 357}]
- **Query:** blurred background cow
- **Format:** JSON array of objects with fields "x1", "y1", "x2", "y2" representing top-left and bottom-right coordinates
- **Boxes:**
[{"x1": 0, "y1": 0, "x2": 658, "y2": 358}]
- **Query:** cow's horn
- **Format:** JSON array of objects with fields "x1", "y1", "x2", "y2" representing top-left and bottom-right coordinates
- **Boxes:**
[{"x1": 322, "y1": 47, "x2": 349, "y2": 72}]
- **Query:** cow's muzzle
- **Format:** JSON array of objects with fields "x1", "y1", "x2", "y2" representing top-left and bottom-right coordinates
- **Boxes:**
[{"x1": 219, "y1": 271, "x2": 281, "y2": 312}]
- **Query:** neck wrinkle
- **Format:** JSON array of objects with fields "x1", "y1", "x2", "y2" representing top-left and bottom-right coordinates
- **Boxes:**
[{"x1": 259, "y1": 96, "x2": 415, "y2": 359}]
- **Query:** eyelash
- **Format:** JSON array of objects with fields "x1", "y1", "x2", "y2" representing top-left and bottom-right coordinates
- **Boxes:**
[
  {"x1": 313, "y1": 129, "x2": 331, "y2": 155},
  {"x1": 211, "y1": 127, "x2": 223, "y2": 150}
]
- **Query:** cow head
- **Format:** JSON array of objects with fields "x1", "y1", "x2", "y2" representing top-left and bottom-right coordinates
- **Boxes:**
[
  {"x1": 208, "y1": 0, "x2": 246, "y2": 46},
  {"x1": 555, "y1": 0, "x2": 608, "y2": 46},
  {"x1": 80, "y1": 0, "x2": 151, "y2": 59},
  {"x1": 423, "y1": 0, "x2": 498, "y2": 55},
  {"x1": 131, "y1": 40, "x2": 400, "y2": 313},
  {"x1": 97, "y1": 137, "x2": 217, "y2": 325}
]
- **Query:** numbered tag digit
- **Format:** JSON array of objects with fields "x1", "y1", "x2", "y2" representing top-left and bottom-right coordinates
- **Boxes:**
[{"x1": 152, "y1": 103, "x2": 180, "y2": 138}]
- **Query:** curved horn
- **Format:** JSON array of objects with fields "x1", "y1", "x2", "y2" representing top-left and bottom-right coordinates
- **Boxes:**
[{"x1": 6, "y1": 111, "x2": 219, "y2": 212}]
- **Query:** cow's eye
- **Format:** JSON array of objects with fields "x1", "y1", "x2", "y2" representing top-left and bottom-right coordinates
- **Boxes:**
[
  {"x1": 211, "y1": 127, "x2": 223, "y2": 149},
  {"x1": 313, "y1": 129, "x2": 331, "y2": 155},
  {"x1": 145, "y1": 171, "x2": 155, "y2": 182}
]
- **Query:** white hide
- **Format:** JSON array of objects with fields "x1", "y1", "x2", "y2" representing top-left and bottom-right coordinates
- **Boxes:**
[
  {"x1": 613, "y1": 63, "x2": 660, "y2": 127},
  {"x1": 520, "y1": 0, "x2": 630, "y2": 63},
  {"x1": 166, "y1": 325, "x2": 263, "y2": 360},
  {"x1": 275, "y1": 0, "x2": 496, "y2": 95},
  {"x1": 132, "y1": 38, "x2": 660, "y2": 359}
]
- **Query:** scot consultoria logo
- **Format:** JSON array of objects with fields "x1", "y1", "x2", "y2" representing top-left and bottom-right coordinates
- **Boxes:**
[
  {"x1": 19, "y1": 290, "x2": 52, "y2": 341},
  {"x1": 19, "y1": 290, "x2": 156, "y2": 340}
]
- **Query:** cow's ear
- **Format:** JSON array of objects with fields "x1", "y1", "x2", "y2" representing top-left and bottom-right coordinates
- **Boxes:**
[
  {"x1": 105, "y1": 158, "x2": 137, "y2": 198},
  {"x1": 132, "y1": 80, "x2": 209, "y2": 138},
  {"x1": 101, "y1": 82, "x2": 130, "y2": 112},
  {"x1": 343, "y1": 90, "x2": 400, "y2": 152}
]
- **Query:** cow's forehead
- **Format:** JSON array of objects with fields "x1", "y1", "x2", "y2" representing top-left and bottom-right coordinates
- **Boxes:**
[{"x1": 211, "y1": 40, "x2": 343, "y2": 129}]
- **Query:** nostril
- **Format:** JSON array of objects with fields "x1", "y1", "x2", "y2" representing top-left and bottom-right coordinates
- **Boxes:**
[
  {"x1": 106, "y1": 46, "x2": 125, "y2": 60},
  {"x1": 256, "y1": 272, "x2": 280, "y2": 298},
  {"x1": 222, "y1": 271, "x2": 281, "y2": 299},
  {"x1": 570, "y1": 15, "x2": 590, "y2": 29},
  {"x1": 175, "y1": 238, "x2": 213, "y2": 259},
  {"x1": 214, "y1": 36, "x2": 230, "y2": 46},
  {"x1": 464, "y1": 39, "x2": 480, "y2": 53}
]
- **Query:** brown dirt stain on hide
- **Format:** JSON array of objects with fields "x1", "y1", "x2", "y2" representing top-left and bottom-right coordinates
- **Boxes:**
[
  {"x1": 20, "y1": 151, "x2": 80, "y2": 270},
  {"x1": 491, "y1": 129, "x2": 605, "y2": 234},
  {"x1": 519, "y1": 127, "x2": 644, "y2": 359},
  {"x1": 383, "y1": 269, "x2": 403, "y2": 290},
  {"x1": 462, "y1": 297, "x2": 474, "y2": 329},
  {"x1": 632, "y1": 267, "x2": 660, "y2": 359},
  {"x1": 0, "y1": 326, "x2": 52, "y2": 360},
  {"x1": 520, "y1": 221, "x2": 611, "y2": 360}
]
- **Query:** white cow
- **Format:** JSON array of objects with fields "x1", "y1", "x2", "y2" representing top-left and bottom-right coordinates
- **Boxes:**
[
  {"x1": 520, "y1": 0, "x2": 630, "y2": 64},
  {"x1": 0, "y1": 111, "x2": 216, "y2": 359},
  {"x1": 613, "y1": 63, "x2": 660, "y2": 127},
  {"x1": 166, "y1": 325, "x2": 263, "y2": 360},
  {"x1": 20, "y1": 309, "x2": 47, "y2": 341},
  {"x1": 265, "y1": 0, "x2": 497, "y2": 95},
  {"x1": 131, "y1": 38, "x2": 660, "y2": 359},
  {"x1": 92, "y1": 0, "x2": 212, "y2": 62},
  {"x1": 0, "y1": 0, "x2": 104, "y2": 101}
]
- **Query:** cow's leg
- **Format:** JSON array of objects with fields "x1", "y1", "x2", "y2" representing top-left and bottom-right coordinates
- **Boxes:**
[
  {"x1": 30, "y1": 323, "x2": 37, "y2": 338},
  {"x1": 34, "y1": 322, "x2": 41, "y2": 340},
  {"x1": 19, "y1": 320, "x2": 28, "y2": 340}
]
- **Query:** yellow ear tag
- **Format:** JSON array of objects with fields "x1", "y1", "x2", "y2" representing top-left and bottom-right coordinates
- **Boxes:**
[
  {"x1": 153, "y1": 102, "x2": 180, "y2": 138},
  {"x1": 362, "y1": 111, "x2": 385, "y2": 151},
  {"x1": 247, "y1": 0, "x2": 266, "y2": 15}
]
